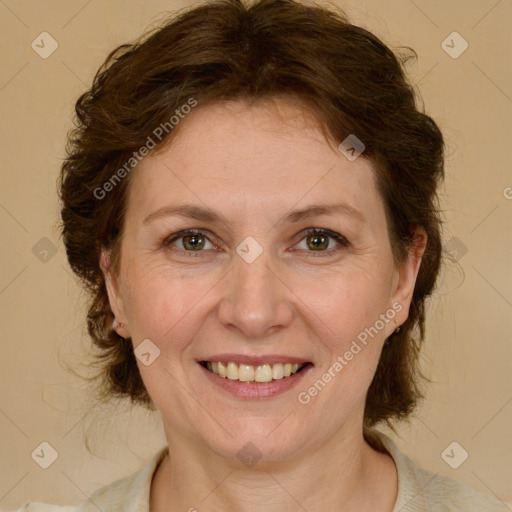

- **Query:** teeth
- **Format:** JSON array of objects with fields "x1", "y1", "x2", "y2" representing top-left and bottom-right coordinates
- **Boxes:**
[
  {"x1": 227, "y1": 362, "x2": 239, "y2": 380},
  {"x1": 272, "y1": 363, "x2": 284, "y2": 380},
  {"x1": 205, "y1": 361, "x2": 306, "y2": 382},
  {"x1": 239, "y1": 364, "x2": 254, "y2": 382},
  {"x1": 255, "y1": 364, "x2": 273, "y2": 383},
  {"x1": 218, "y1": 361, "x2": 227, "y2": 378}
]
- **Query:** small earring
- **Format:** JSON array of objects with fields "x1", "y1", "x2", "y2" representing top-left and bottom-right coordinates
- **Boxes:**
[
  {"x1": 112, "y1": 318, "x2": 125, "y2": 330},
  {"x1": 112, "y1": 319, "x2": 127, "y2": 340},
  {"x1": 394, "y1": 319, "x2": 401, "y2": 334}
]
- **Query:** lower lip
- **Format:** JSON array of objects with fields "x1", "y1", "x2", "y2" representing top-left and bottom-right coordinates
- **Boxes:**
[{"x1": 199, "y1": 363, "x2": 313, "y2": 399}]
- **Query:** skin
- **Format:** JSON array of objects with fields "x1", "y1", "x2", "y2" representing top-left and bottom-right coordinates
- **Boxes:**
[{"x1": 101, "y1": 98, "x2": 426, "y2": 511}]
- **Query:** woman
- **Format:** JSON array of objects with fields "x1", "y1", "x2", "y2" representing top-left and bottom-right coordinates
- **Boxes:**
[{"x1": 16, "y1": 0, "x2": 509, "y2": 510}]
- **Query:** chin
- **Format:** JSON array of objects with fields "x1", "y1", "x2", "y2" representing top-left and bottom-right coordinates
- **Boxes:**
[{"x1": 197, "y1": 418, "x2": 311, "y2": 465}]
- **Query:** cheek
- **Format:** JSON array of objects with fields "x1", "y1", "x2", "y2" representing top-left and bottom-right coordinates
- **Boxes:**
[
  {"x1": 292, "y1": 260, "x2": 393, "y2": 407},
  {"x1": 121, "y1": 262, "x2": 212, "y2": 346},
  {"x1": 297, "y1": 273, "x2": 389, "y2": 421},
  {"x1": 293, "y1": 261, "x2": 392, "y2": 340}
]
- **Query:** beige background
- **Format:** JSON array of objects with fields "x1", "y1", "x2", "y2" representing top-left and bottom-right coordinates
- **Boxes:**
[{"x1": 1, "y1": 0, "x2": 511, "y2": 509}]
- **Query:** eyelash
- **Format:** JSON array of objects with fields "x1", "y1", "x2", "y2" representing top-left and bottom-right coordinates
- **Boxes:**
[{"x1": 162, "y1": 228, "x2": 349, "y2": 257}]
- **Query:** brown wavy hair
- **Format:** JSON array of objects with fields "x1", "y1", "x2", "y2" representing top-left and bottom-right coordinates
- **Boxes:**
[{"x1": 58, "y1": 0, "x2": 444, "y2": 428}]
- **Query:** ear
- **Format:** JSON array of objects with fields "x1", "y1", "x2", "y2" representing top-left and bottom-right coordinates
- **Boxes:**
[
  {"x1": 100, "y1": 249, "x2": 130, "y2": 339},
  {"x1": 388, "y1": 225, "x2": 427, "y2": 332}
]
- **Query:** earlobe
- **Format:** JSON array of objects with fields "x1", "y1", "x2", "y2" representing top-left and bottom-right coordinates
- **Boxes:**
[
  {"x1": 100, "y1": 250, "x2": 130, "y2": 338},
  {"x1": 389, "y1": 226, "x2": 427, "y2": 329}
]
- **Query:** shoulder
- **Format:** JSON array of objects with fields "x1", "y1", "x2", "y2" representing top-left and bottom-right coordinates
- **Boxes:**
[
  {"x1": 11, "y1": 446, "x2": 169, "y2": 512},
  {"x1": 12, "y1": 505, "x2": 76, "y2": 512},
  {"x1": 399, "y1": 461, "x2": 509, "y2": 511},
  {"x1": 366, "y1": 429, "x2": 511, "y2": 511}
]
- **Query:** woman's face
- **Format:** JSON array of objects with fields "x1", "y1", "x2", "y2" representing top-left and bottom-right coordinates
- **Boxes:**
[{"x1": 102, "y1": 99, "x2": 422, "y2": 463}]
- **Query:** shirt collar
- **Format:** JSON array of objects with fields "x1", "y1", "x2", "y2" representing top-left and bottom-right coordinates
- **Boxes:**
[{"x1": 102, "y1": 431, "x2": 431, "y2": 512}]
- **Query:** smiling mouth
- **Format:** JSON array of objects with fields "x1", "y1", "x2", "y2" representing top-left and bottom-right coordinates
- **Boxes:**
[{"x1": 201, "y1": 361, "x2": 311, "y2": 383}]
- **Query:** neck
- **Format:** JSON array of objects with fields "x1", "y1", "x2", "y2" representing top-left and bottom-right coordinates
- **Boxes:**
[{"x1": 150, "y1": 426, "x2": 398, "y2": 512}]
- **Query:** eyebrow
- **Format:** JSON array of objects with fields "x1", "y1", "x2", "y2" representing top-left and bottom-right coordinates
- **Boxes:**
[{"x1": 143, "y1": 202, "x2": 365, "y2": 226}]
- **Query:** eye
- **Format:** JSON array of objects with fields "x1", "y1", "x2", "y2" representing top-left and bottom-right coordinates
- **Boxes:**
[
  {"x1": 163, "y1": 229, "x2": 216, "y2": 253},
  {"x1": 162, "y1": 227, "x2": 349, "y2": 257},
  {"x1": 294, "y1": 228, "x2": 349, "y2": 255}
]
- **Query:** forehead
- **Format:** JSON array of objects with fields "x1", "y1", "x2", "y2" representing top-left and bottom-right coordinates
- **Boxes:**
[
  {"x1": 150, "y1": 98, "x2": 340, "y2": 171},
  {"x1": 126, "y1": 99, "x2": 385, "y2": 230}
]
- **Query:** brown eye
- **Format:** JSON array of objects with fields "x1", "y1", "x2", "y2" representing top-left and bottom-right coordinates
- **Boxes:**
[
  {"x1": 296, "y1": 228, "x2": 349, "y2": 254},
  {"x1": 306, "y1": 233, "x2": 330, "y2": 251},
  {"x1": 181, "y1": 233, "x2": 206, "y2": 251},
  {"x1": 163, "y1": 229, "x2": 215, "y2": 252}
]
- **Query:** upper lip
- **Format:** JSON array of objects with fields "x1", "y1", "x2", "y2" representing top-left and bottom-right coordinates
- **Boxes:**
[{"x1": 199, "y1": 354, "x2": 312, "y2": 366}]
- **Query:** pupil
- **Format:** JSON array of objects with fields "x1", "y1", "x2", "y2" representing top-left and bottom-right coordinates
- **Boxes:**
[
  {"x1": 184, "y1": 234, "x2": 204, "y2": 250},
  {"x1": 308, "y1": 234, "x2": 327, "y2": 250}
]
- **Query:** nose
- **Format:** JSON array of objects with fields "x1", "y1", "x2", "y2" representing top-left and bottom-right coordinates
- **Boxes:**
[{"x1": 217, "y1": 245, "x2": 293, "y2": 339}]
